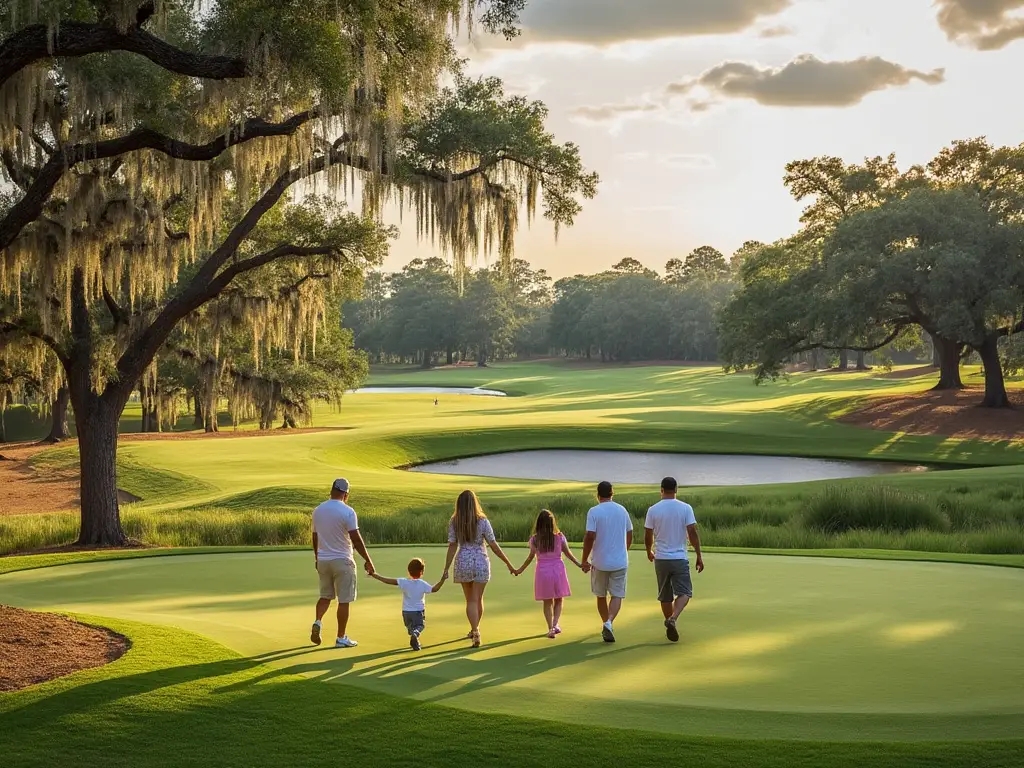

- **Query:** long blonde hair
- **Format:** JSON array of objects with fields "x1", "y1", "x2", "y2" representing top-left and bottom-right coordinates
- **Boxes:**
[{"x1": 451, "y1": 490, "x2": 486, "y2": 543}]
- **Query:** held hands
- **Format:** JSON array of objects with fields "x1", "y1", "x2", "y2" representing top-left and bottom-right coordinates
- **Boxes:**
[
  {"x1": 581, "y1": 561, "x2": 592, "y2": 574},
  {"x1": 364, "y1": 560, "x2": 375, "y2": 577}
]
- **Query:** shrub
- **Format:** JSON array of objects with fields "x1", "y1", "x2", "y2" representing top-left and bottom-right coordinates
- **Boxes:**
[{"x1": 803, "y1": 486, "x2": 949, "y2": 534}]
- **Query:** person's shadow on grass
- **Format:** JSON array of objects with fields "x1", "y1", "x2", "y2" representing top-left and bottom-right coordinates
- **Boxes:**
[{"x1": 344, "y1": 635, "x2": 660, "y2": 703}]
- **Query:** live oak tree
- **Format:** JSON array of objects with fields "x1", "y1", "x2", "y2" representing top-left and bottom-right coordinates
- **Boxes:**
[
  {"x1": 0, "y1": 0, "x2": 597, "y2": 546},
  {"x1": 721, "y1": 139, "x2": 1024, "y2": 406},
  {"x1": 678, "y1": 245, "x2": 729, "y2": 283},
  {"x1": 460, "y1": 267, "x2": 515, "y2": 366},
  {"x1": 827, "y1": 186, "x2": 1024, "y2": 408},
  {"x1": 729, "y1": 240, "x2": 766, "y2": 276},
  {"x1": 382, "y1": 258, "x2": 460, "y2": 367}
]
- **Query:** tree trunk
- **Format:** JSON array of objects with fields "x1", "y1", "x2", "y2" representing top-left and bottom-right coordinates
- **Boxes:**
[
  {"x1": 421, "y1": 349, "x2": 432, "y2": 369},
  {"x1": 977, "y1": 335, "x2": 1011, "y2": 408},
  {"x1": 932, "y1": 335, "x2": 964, "y2": 390},
  {"x1": 446, "y1": 348, "x2": 454, "y2": 365},
  {"x1": 855, "y1": 351, "x2": 869, "y2": 371},
  {"x1": 73, "y1": 393, "x2": 128, "y2": 547},
  {"x1": 192, "y1": 390, "x2": 204, "y2": 429},
  {"x1": 929, "y1": 332, "x2": 939, "y2": 368},
  {"x1": 838, "y1": 349, "x2": 849, "y2": 370},
  {"x1": 477, "y1": 346, "x2": 488, "y2": 367},
  {"x1": 810, "y1": 348, "x2": 820, "y2": 371},
  {"x1": 45, "y1": 387, "x2": 71, "y2": 442},
  {"x1": 0, "y1": 393, "x2": 7, "y2": 443}
]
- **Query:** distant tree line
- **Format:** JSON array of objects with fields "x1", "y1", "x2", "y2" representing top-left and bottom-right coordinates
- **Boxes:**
[{"x1": 344, "y1": 248, "x2": 748, "y2": 367}]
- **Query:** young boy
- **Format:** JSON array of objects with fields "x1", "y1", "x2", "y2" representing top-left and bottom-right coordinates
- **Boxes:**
[{"x1": 370, "y1": 558, "x2": 446, "y2": 650}]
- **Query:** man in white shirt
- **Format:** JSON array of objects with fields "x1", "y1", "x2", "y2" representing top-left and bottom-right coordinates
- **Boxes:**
[
  {"x1": 310, "y1": 478, "x2": 375, "y2": 648},
  {"x1": 581, "y1": 480, "x2": 633, "y2": 643},
  {"x1": 644, "y1": 476, "x2": 704, "y2": 643}
]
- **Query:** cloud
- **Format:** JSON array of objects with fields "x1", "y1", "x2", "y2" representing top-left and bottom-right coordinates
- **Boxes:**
[
  {"x1": 614, "y1": 151, "x2": 716, "y2": 170},
  {"x1": 758, "y1": 25, "x2": 793, "y2": 38},
  {"x1": 935, "y1": 0, "x2": 1024, "y2": 50},
  {"x1": 518, "y1": 0, "x2": 792, "y2": 44},
  {"x1": 569, "y1": 55, "x2": 945, "y2": 132},
  {"x1": 667, "y1": 55, "x2": 945, "y2": 107},
  {"x1": 662, "y1": 153, "x2": 717, "y2": 170},
  {"x1": 570, "y1": 102, "x2": 662, "y2": 129}
]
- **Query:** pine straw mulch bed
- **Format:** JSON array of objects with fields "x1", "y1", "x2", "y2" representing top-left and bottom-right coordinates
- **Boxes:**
[
  {"x1": 838, "y1": 387, "x2": 1024, "y2": 440},
  {"x1": 0, "y1": 605, "x2": 129, "y2": 691},
  {"x1": 0, "y1": 443, "x2": 81, "y2": 517}
]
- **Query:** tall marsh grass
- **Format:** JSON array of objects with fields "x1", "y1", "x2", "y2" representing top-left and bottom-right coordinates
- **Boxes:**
[{"x1": 3, "y1": 483, "x2": 1024, "y2": 556}]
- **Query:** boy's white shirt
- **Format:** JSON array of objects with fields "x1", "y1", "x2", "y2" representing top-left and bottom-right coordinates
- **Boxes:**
[{"x1": 396, "y1": 577, "x2": 434, "y2": 611}]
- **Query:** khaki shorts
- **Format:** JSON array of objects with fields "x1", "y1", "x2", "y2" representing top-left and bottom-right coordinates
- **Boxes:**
[
  {"x1": 591, "y1": 567, "x2": 627, "y2": 599},
  {"x1": 317, "y1": 558, "x2": 357, "y2": 603}
]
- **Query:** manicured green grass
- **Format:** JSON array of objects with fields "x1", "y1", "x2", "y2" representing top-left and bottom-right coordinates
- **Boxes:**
[
  {"x1": 3, "y1": 613, "x2": 1020, "y2": 768},
  {"x1": 4, "y1": 362, "x2": 1024, "y2": 555},
  {"x1": 3, "y1": 548, "x2": 1024, "y2": 743}
]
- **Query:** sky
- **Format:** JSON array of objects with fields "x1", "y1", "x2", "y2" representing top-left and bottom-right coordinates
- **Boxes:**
[{"x1": 382, "y1": 0, "x2": 1024, "y2": 278}]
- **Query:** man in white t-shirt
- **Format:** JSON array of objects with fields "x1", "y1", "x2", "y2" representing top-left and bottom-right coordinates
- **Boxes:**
[
  {"x1": 581, "y1": 480, "x2": 633, "y2": 643},
  {"x1": 644, "y1": 476, "x2": 704, "y2": 643},
  {"x1": 310, "y1": 478, "x2": 375, "y2": 649}
]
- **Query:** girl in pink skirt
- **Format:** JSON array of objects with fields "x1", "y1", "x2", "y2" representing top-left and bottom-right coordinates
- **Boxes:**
[{"x1": 515, "y1": 509, "x2": 583, "y2": 638}]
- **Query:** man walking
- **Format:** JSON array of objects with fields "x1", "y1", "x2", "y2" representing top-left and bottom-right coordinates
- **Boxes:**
[
  {"x1": 581, "y1": 480, "x2": 633, "y2": 643},
  {"x1": 310, "y1": 478, "x2": 375, "y2": 648},
  {"x1": 644, "y1": 476, "x2": 704, "y2": 642}
]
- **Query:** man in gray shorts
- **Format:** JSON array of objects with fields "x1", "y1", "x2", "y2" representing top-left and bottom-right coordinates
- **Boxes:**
[
  {"x1": 644, "y1": 476, "x2": 704, "y2": 642},
  {"x1": 581, "y1": 480, "x2": 633, "y2": 643}
]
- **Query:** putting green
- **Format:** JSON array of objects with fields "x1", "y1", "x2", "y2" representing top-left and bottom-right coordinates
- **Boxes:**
[{"x1": 2, "y1": 550, "x2": 1022, "y2": 741}]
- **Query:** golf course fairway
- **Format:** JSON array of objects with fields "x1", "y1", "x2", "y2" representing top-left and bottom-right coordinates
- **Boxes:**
[{"x1": 2, "y1": 548, "x2": 1022, "y2": 741}]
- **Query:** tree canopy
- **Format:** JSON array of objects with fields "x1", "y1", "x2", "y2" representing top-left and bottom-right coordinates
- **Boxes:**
[
  {"x1": 0, "y1": 0, "x2": 597, "y2": 546},
  {"x1": 720, "y1": 137, "x2": 1024, "y2": 407}
]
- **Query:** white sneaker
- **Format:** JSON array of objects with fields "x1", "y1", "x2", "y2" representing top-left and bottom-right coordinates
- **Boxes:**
[{"x1": 335, "y1": 636, "x2": 358, "y2": 648}]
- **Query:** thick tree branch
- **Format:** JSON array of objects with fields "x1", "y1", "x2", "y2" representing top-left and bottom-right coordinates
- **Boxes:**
[
  {"x1": 791, "y1": 323, "x2": 910, "y2": 356},
  {"x1": 1, "y1": 149, "x2": 37, "y2": 191},
  {"x1": 0, "y1": 320, "x2": 68, "y2": 365},
  {"x1": 109, "y1": 138, "x2": 547, "y2": 395},
  {"x1": 0, "y1": 19, "x2": 247, "y2": 89},
  {"x1": 0, "y1": 110, "x2": 318, "y2": 252},
  {"x1": 102, "y1": 281, "x2": 131, "y2": 327}
]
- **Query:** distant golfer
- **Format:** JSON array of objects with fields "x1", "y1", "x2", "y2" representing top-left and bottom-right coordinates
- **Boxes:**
[
  {"x1": 310, "y1": 478, "x2": 375, "y2": 648},
  {"x1": 644, "y1": 476, "x2": 704, "y2": 643},
  {"x1": 581, "y1": 480, "x2": 633, "y2": 643}
]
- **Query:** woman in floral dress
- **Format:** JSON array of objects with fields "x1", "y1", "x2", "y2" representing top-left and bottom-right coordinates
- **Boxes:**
[{"x1": 442, "y1": 490, "x2": 516, "y2": 647}]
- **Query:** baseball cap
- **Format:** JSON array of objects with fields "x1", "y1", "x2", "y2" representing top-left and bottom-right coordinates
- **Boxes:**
[{"x1": 332, "y1": 478, "x2": 350, "y2": 493}]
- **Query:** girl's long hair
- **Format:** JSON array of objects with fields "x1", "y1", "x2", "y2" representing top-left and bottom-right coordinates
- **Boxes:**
[
  {"x1": 451, "y1": 490, "x2": 486, "y2": 544},
  {"x1": 533, "y1": 509, "x2": 559, "y2": 553}
]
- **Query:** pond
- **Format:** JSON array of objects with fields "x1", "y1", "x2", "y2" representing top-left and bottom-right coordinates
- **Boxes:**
[
  {"x1": 408, "y1": 449, "x2": 925, "y2": 486},
  {"x1": 349, "y1": 386, "x2": 507, "y2": 396}
]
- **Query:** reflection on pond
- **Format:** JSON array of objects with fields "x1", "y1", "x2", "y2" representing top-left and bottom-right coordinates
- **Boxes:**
[
  {"x1": 409, "y1": 449, "x2": 926, "y2": 486},
  {"x1": 350, "y1": 386, "x2": 507, "y2": 396}
]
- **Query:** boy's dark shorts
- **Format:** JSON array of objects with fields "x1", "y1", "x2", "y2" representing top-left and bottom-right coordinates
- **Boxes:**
[{"x1": 403, "y1": 610, "x2": 425, "y2": 635}]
